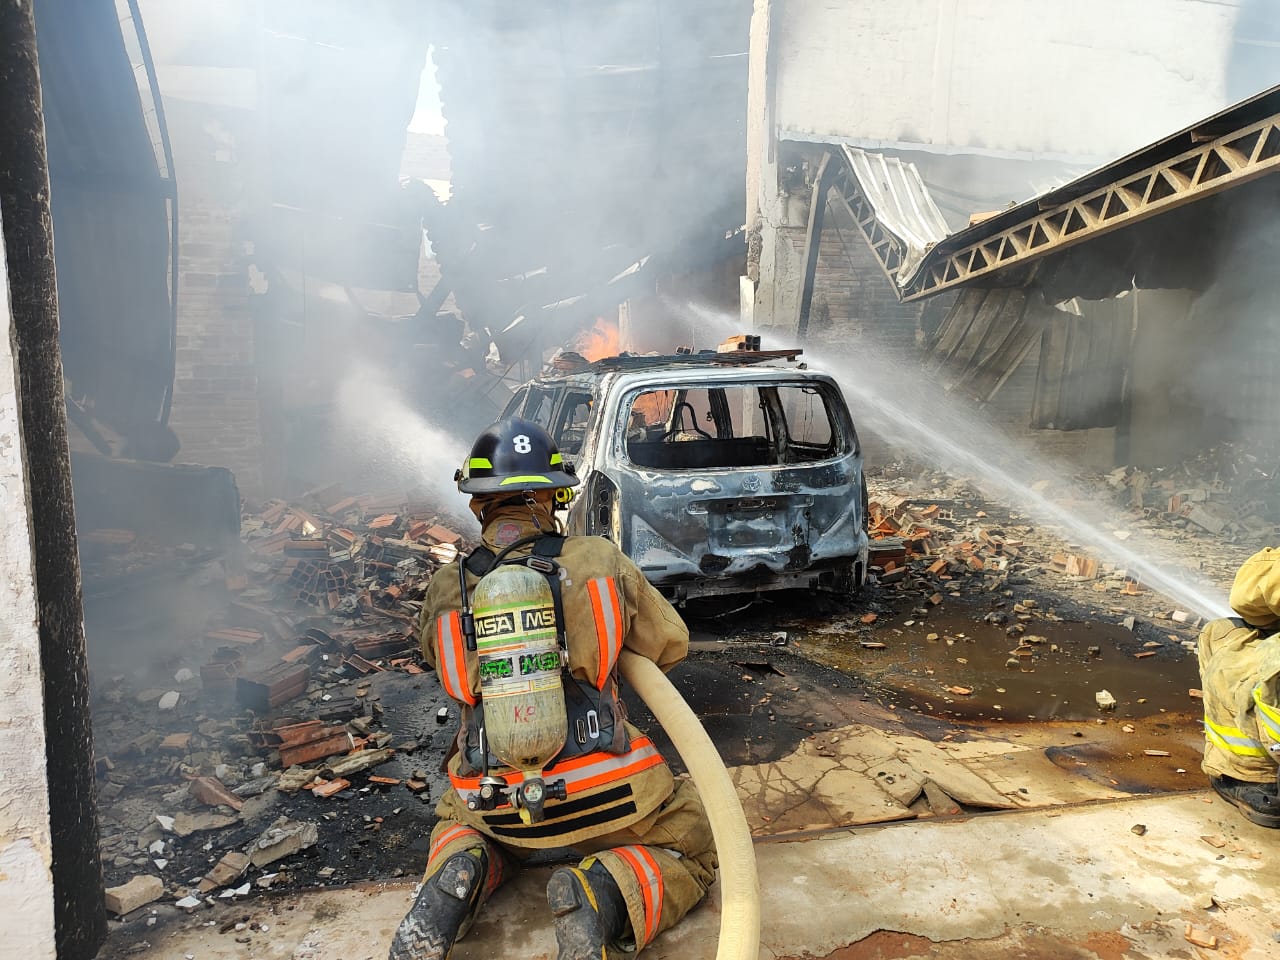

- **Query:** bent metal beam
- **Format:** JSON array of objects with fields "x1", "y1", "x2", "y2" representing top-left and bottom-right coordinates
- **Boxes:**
[{"x1": 903, "y1": 110, "x2": 1280, "y2": 301}]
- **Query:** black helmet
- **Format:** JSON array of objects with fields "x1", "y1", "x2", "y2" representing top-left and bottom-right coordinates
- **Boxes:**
[{"x1": 456, "y1": 418, "x2": 579, "y2": 494}]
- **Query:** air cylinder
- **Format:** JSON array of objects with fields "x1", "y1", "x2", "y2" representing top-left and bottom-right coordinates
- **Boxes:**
[{"x1": 471, "y1": 564, "x2": 567, "y2": 770}]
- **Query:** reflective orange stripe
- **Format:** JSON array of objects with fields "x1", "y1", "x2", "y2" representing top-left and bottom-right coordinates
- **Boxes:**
[
  {"x1": 428, "y1": 824, "x2": 481, "y2": 868},
  {"x1": 614, "y1": 845, "x2": 663, "y2": 946},
  {"x1": 436, "y1": 611, "x2": 476, "y2": 705},
  {"x1": 449, "y1": 737, "x2": 664, "y2": 802},
  {"x1": 586, "y1": 576, "x2": 622, "y2": 689}
]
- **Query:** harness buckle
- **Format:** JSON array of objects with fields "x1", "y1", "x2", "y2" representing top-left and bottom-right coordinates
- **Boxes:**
[{"x1": 525, "y1": 556, "x2": 557, "y2": 575}]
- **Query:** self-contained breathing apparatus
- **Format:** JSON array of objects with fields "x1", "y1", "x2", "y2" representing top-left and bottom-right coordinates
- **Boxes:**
[
  {"x1": 456, "y1": 532, "x2": 624, "y2": 823},
  {"x1": 447, "y1": 416, "x2": 620, "y2": 823}
]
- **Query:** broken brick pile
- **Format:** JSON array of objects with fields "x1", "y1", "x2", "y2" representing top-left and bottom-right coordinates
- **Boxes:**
[
  {"x1": 239, "y1": 491, "x2": 466, "y2": 616},
  {"x1": 91, "y1": 488, "x2": 477, "y2": 920},
  {"x1": 1100, "y1": 442, "x2": 1279, "y2": 545},
  {"x1": 864, "y1": 480, "x2": 1207, "y2": 647}
]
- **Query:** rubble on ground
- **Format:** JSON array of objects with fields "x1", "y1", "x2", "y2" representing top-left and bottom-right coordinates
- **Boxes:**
[
  {"x1": 89, "y1": 487, "x2": 475, "y2": 918},
  {"x1": 89, "y1": 446, "x2": 1259, "y2": 923},
  {"x1": 864, "y1": 445, "x2": 1268, "y2": 650}
]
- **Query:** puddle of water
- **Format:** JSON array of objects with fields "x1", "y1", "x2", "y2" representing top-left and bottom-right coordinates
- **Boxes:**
[{"x1": 796, "y1": 609, "x2": 1201, "y2": 723}]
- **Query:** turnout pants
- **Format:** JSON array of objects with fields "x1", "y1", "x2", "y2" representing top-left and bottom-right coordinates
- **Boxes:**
[
  {"x1": 424, "y1": 778, "x2": 717, "y2": 953},
  {"x1": 1197, "y1": 617, "x2": 1280, "y2": 783}
]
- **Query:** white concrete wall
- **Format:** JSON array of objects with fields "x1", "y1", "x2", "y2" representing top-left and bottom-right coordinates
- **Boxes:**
[
  {"x1": 775, "y1": 0, "x2": 1241, "y2": 160},
  {"x1": 0, "y1": 228, "x2": 58, "y2": 958}
]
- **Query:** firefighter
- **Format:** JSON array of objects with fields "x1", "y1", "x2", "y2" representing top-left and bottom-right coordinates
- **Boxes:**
[
  {"x1": 388, "y1": 418, "x2": 718, "y2": 960},
  {"x1": 1196, "y1": 546, "x2": 1280, "y2": 828}
]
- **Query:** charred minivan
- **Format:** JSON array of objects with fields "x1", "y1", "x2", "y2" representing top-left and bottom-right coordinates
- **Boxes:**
[{"x1": 500, "y1": 349, "x2": 869, "y2": 602}]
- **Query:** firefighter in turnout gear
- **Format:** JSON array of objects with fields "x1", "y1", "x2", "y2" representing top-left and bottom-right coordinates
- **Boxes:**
[
  {"x1": 1196, "y1": 547, "x2": 1280, "y2": 828},
  {"x1": 388, "y1": 418, "x2": 718, "y2": 960}
]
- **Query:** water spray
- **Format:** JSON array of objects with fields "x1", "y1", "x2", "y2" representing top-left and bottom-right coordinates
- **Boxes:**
[
  {"x1": 334, "y1": 363, "x2": 474, "y2": 522},
  {"x1": 670, "y1": 299, "x2": 1233, "y2": 620}
]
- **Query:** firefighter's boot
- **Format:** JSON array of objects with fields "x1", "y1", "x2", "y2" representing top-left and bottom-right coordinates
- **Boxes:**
[
  {"x1": 547, "y1": 860, "x2": 629, "y2": 960},
  {"x1": 388, "y1": 848, "x2": 499, "y2": 960},
  {"x1": 1209, "y1": 775, "x2": 1280, "y2": 828}
]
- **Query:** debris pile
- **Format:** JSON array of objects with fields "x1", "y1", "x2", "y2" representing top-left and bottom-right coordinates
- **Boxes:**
[
  {"x1": 1101, "y1": 443, "x2": 1279, "y2": 545},
  {"x1": 239, "y1": 492, "x2": 466, "y2": 619},
  {"x1": 864, "y1": 477, "x2": 1210, "y2": 649},
  {"x1": 89, "y1": 488, "x2": 475, "y2": 919}
]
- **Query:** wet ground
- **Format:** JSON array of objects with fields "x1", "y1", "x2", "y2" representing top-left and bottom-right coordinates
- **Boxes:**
[
  {"x1": 90, "y1": 469, "x2": 1257, "y2": 958},
  {"x1": 90, "y1": 574, "x2": 1210, "y2": 904}
]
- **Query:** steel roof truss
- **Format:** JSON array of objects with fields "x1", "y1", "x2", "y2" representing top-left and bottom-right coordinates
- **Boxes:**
[{"x1": 904, "y1": 113, "x2": 1280, "y2": 301}]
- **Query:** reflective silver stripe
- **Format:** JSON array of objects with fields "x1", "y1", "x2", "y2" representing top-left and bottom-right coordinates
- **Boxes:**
[
  {"x1": 437, "y1": 612, "x2": 475, "y2": 705},
  {"x1": 451, "y1": 738, "x2": 663, "y2": 803},
  {"x1": 615, "y1": 845, "x2": 663, "y2": 945},
  {"x1": 1204, "y1": 715, "x2": 1267, "y2": 757},
  {"x1": 588, "y1": 576, "x2": 623, "y2": 687},
  {"x1": 1252, "y1": 685, "x2": 1280, "y2": 740}
]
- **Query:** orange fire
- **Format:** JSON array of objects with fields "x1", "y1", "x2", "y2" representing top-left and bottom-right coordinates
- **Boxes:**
[{"x1": 576, "y1": 318, "x2": 621, "y2": 361}]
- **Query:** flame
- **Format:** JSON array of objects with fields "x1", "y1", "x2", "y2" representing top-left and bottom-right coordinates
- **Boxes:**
[{"x1": 576, "y1": 318, "x2": 621, "y2": 361}]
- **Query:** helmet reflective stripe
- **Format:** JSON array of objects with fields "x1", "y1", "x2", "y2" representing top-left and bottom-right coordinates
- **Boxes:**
[
  {"x1": 458, "y1": 418, "x2": 578, "y2": 493},
  {"x1": 450, "y1": 736, "x2": 664, "y2": 800},
  {"x1": 613, "y1": 845, "x2": 664, "y2": 948},
  {"x1": 1252, "y1": 685, "x2": 1280, "y2": 740},
  {"x1": 436, "y1": 611, "x2": 476, "y2": 705},
  {"x1": 1204, "y1": 715, "x2": 1267, "y2": 756},
  {"x1": 587, "y1": 576, "x2": 623, "y2": 689}
]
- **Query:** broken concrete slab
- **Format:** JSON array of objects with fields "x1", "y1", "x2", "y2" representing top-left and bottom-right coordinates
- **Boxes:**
[
  {"x1": 172, "y1": 811, "x2": 239, "y2": 837},
  {"x1": 880, "y1": 734, "x2": 1017, "y2": 810},
  {"x1": 731, "y1": 753, "x2": 915, "y2": 834},
  {"x1": 248, "y1": 816, "x2": 319, "y2": 867},
  {"x1": 104, "y1": 874, "x2": 165, "y2": 916},
  {"x1": 198, "y1": 851, "x2": 251, "y2": 893}
]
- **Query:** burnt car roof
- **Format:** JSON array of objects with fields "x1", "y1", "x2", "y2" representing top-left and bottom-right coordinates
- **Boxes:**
[{"x1": 537, "y1": 349, "x2": 822, "y2": 388}]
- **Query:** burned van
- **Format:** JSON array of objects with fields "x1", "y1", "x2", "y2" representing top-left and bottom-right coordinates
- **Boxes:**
[{"x1": 501, "y1": 349, "x2": 869, "y2": 602}]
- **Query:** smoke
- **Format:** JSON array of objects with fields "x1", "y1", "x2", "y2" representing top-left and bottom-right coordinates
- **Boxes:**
[
  {"x1": 666, "y1": 298, "x2": 1233, "y2": 620},
  {"x1": 332, "y1": 362, "x2": 473, "y2": 523}
]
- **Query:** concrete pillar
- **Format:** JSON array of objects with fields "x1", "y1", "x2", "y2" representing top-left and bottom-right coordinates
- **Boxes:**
[
  {"x1": 0, "y1": 2, "x2": 106, "y2": 957},
  {"x1": 0, "y1": 210, "x2": 57, "y2": 960}
]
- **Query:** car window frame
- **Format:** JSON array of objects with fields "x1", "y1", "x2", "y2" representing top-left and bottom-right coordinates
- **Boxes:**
[{"x1": 614, "y1": 377, "x2": 852, "y2": 471}]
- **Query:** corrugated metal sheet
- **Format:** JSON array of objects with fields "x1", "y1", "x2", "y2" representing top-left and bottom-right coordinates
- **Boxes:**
[
  {"x1": 1030, "y1": 297, "x2": 1132, "y2": 430},
  {"x1": 839, "y1": 145, "x2": 949, "y2": 286},
  {"x1": 925, "y1": 288, "x2": 1050, "y2": 402},
  {"x1": 926, "y1": 288, "x2": 1132, "y2": 427}
]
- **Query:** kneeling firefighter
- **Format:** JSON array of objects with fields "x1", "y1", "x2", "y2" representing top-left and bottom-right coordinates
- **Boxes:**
[
  {"x1": 389, "y1": 418, "x2": 718, "y2": 960},
  {"x1": 1197, "y1": 546, "x2": 1280, "y2": 828}
]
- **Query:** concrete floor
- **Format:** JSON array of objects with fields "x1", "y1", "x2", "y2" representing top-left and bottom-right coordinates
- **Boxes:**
[
  {"x1": 102, "y1": 788, "x2": 1279, "y2": 960},
  {"x1": 94, "y1": 614, "x2": 1263, "y2": 960}
]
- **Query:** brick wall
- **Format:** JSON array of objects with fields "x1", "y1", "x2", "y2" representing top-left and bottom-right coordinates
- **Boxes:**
[{"x1": 162, "y1": 98, "x2": 267, "y2": 497}]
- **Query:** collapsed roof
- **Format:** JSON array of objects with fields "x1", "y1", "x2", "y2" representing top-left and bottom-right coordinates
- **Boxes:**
[
  {"x1": 830, "y1": 83, "x2": 1280, "y2": 305},
  {"x1": 424, "y1": 0, "x2": 750, "y2": 359}
]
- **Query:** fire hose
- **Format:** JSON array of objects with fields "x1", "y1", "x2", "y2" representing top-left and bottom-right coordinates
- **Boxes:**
[{"x1": 617, "y1": 650, "x2": 761, "y2": 960}]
